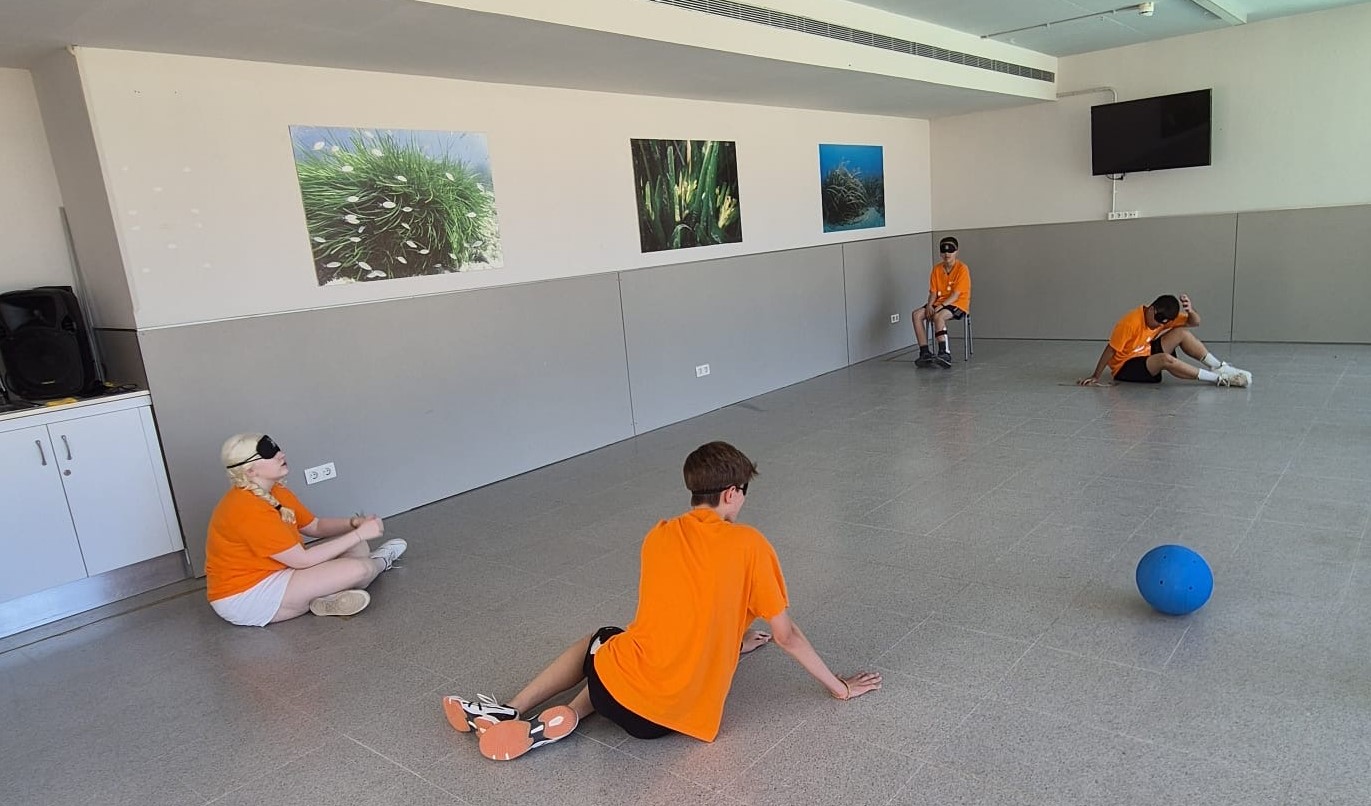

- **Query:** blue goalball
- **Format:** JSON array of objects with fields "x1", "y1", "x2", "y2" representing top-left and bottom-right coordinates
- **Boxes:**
[{"x1": 1135, "y1": 544, "x2": 1213, "y2": 615}]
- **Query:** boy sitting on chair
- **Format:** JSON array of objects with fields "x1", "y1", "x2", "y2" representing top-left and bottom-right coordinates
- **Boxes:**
[
  {"x1": 443, "y1": 441, "x2": 881, "y2": 761},
  {"x1": 914, "y1": 236, "x2": 971, "y2": 368},
  {"x1": 1078, "y1": 294, "x2": 1252, "y2": 387}
]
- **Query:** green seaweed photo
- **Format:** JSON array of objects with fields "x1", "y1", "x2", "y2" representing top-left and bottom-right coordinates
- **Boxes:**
[
  {"x1": 819, "y1": 144, "x2": 885, "y2": 233},
  {"x1": 631, "y1": 138, "x2": 743, "y2": 253},
  {"x1": 290, "y1": 126, "x2": 502, "y2": 285}
]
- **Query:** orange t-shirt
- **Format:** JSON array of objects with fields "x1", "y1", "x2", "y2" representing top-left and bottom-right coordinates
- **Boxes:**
[
  {"x1": 1107, "y1": 306, "x2": 1190, "y2": 375},
  {"x1": 929, "y1": 261, "x2": 971, "y2": 312},
  {"x1": 204, "y1": 485, "x2": 315, "y2": 601},
  {"x1": 593, "y1": 508, "x2": 789, "y2": 741}
]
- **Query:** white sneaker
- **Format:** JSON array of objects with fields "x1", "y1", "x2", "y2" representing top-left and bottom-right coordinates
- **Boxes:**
[
  {"x1": 1216, "y1": 363, "x2": 1252, "y2": 388},
  {"x1": 369, "y1": 538, "x2": 407, "y2": 571},
  {"x1": 309, "y1": 589, "x2": 370, "y2": 616}
]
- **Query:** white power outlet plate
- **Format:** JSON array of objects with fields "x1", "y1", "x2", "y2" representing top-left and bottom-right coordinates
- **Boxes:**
[
  {"x1": 1107, "y1": 210, "x2": 1141, "y2": 220},
  {"x1": 890, "y1": 313, "x2": 900, "y2": 324},
  {"x1": 304, "y1": 462, "x2": 336, "y2": 485},
  {"x1": 695, "y1": 363, "x2": 711, "y2": 378}
]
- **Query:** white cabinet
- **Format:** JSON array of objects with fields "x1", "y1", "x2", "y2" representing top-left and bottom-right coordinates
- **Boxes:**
[
  {"x1": 0, "y1": 393, "x2": 183, "y2": 603},
  {"x1": 0, "y1": 426, "x2": 88, "y2": 600}
]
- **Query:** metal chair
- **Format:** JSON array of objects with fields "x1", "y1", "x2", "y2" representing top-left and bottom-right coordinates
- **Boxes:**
[{"x1": 924, "y1": 313, "x2": 974, "y2": 361}]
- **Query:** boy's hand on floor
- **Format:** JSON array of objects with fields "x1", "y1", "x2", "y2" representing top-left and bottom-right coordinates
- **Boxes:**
[
  {"x1": 740, "y1": 630, "x2": 772, "y2": 655},
  {"x1": 836, "y1": 671, "x2": 882, "y2": 700}
]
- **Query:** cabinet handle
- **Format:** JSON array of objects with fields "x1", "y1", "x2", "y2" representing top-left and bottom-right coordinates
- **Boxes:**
[
  {"x1": 61, "y1": 435, "x2": 72, "y2": 461},
  {"x1": 36, "y1": 439, "x2": 47, "y2": 466}
]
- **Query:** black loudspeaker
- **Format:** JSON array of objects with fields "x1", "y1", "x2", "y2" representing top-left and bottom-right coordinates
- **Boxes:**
[{"x1": 0, "y1": 287, "x2": 101, "y2": 400}]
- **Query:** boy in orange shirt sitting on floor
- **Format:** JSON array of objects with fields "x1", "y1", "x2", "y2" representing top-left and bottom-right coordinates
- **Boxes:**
[
  {"x1": 1078, "y1": 294, "x2": 1252, "y2": 387},
  {"x1": 442, "y1": 441, "x2": 882, "y2": 761}
]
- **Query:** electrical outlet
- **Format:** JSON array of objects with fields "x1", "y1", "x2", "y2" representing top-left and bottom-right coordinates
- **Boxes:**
[
  {"x1": 890, "y1": 313, "x2": 900, "y2": 324},
  {"x1": 304, "y1": 462, "x2": 336, "y2": 485},
  {"x1": 695, "y1": 363, "x2": 711, "y2": 378},
  {"x1": 1108, "y1": 210, "x2": 1141, "y2": 220}
]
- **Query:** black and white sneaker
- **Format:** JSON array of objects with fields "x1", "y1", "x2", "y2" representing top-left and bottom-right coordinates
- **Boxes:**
[
  {"x1": 936, "y1": 350, "x2": 954, "y2": 368},
  {"x1": 444, "y1": 693, "x2": 520, "y2": 734},
  {"x1": 914, "y1": 348, "x2": 934, "y2": 368}
]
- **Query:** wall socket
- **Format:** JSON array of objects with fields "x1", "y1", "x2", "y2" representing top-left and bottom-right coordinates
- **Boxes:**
[
  {"x1": 304, "y1": 462, "x2": 336, "y2": 485},
  {"x1": 695, "y1": 363, "x2": 711, "y2": 378},
  {"x1": 1107, "y1": 210, "x2": 1141, "y2": 220},
  {"x1": 890, "y1": 313, "x2": 900, "y2": 324}
]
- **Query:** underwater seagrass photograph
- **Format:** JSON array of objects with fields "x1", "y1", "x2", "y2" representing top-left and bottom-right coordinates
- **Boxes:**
[
  {"x1": 631, "y1": 138, "x2": 743, "y2": 253},
  {"x1": 289, "y1": 125, "x2": 503, "y2": 285},
  {"x1": 819, "y1": 144, "x2": 885, "y2": 233}
]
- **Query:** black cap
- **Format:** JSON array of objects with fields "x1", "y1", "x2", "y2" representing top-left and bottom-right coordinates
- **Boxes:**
[{"x1": 938, "y1": 236, "x2": 959, "y2": 253}]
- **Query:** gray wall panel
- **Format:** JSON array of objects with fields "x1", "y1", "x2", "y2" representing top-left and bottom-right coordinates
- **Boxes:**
[
  {"x1": 94, "y1": 328, "x2": 147, "y2": 388},
  {"x1": 937, "y1": 215, "x2": 1238, "y2": 341},
  {"x1": 620, "y1": 247, "x2": 848, "y2": 434},
  {"x1": 842, "y1": 234, "x2": 930, "y2": 363},
  {"x1": 1233, "y1": 204, "x2": 1371, "y2": 343},
  {"x1": 141, "y1": 274, "x2": 634, "y2": 574}
]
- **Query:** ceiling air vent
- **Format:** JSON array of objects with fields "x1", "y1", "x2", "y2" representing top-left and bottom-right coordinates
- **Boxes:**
[{"x1": 644, "y1": 0, "x2": 1055, "y2": 83}]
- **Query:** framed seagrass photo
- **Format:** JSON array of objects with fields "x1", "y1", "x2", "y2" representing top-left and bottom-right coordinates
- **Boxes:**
[
  {"x1": 819, "y1": 144, "x2": 885, "y2": 233},
  {"x1": 289, "y1": 125, "x2": 503, "y2": 285},
  {"x1": 631, "y1": 138, "x2": 743, "y2": 253}
]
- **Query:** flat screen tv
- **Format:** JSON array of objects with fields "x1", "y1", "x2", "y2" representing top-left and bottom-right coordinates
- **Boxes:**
[{"x1": 1091, "y1": 89, "x2": 1211, "y2": 176}]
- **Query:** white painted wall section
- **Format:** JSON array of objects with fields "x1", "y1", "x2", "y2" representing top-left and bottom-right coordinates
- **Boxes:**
[
  {"x1": 74, "y1": 48, "x2": 932, "y2": 329},
  {"x1": 931, "y1": 3, "x2": 1371, "y2": 230},
  {"x1": 421, "y1": 0, "x2": 1057, "y2": 100},
  {"x1": 0, "y1": 68, "x2": 72, "y2": 292}
]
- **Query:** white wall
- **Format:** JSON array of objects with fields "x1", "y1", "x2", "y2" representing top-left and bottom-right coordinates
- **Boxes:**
[
  {"x1": 0, "y1": 68, "x2": 72, "y2": 292},
  {"x1": 931, "y1": 3, "x2": 1371, "y2": 230},
  {"x1": 71, "y1": 48, "x2": 932, "y2": 329}
]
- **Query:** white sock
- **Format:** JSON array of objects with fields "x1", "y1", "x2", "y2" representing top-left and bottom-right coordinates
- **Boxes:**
[
  {"x1": 1202, "y1": 353, "x2": 1222, "y2": 369},
  {"x1": 1197, "y1": 368, "x2": 1220, "y2": 383}
]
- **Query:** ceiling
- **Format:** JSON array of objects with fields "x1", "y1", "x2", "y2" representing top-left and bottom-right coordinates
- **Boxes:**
[
  {"x1": 0, "y1": 0, "x2": 1364, "y2": 118},
  {"x1": 847, "y1": 0, "x2": 1371, "y2": 55}
]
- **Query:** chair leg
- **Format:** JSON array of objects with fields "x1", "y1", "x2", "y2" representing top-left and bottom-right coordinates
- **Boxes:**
[{"x1": 964, "y1": 315, "x2": 973, "y2": 361}]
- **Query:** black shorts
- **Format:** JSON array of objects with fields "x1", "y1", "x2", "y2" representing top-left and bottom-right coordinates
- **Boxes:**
[
  {"x1": 584, "y1": 626, "x2": 672, "y2": 740},
  {"x1": 939, "y1": 305, "x2": 967, "y2": 321},
  {"x1": 1114, "y1": 338, "x2": 1172, "y2": 384}
]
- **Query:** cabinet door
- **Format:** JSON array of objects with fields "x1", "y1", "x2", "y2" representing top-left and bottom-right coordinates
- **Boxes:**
[
  {"x1": 0, "y1": 426, "x2": 88, "y2": 602},
  {"x1": 51, "y1": 408, "x2": 179, "y2": 576}
]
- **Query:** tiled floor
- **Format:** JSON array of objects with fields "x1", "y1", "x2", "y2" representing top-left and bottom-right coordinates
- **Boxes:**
[{"x1": 2, "y1": 339, "x2": 1369, "y2": 806}]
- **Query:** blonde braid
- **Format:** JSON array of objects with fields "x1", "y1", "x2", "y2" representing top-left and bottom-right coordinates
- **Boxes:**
[{"x1": 228, "y1": 470, "x2": 297, "y2": 525}]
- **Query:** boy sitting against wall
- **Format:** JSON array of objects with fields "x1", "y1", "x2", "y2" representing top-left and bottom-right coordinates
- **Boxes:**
[{"x1": 442, "y1": 441, "x2": 881, "y2": 761}]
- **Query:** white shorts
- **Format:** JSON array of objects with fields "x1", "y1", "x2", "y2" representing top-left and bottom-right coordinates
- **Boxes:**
[{"x1": 210, "y1": 569, "x2": 294, "y2": 627}]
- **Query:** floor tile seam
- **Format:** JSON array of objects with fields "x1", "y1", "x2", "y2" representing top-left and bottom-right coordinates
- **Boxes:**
[
  {"x1": 200, "y1": 734, "x2": 342, "y2": 805},
  {"x1": 341, "y1": 734, "x2": 476, "y2": 805},
  {"x1": 1159, "y1": 622, "x2": 1193, "y2": 671},
  {"x1": 1234, "y1": 443, "x2": 1302, "y2": 553},
  {"x1": 975, "y1": 694, "x2": 1296, "y2": 779},
  {"x1": 869, "y1": 613, "x2": 935, "y2": 667},
  {"x1": 983, "y1": 634, "x2": 1042, "y2": 702},
  {"x1": 879, "y1": 760, "x2": 932, "y2": 806},
  {"x1": 720, "y1": 715, "x2": 810, "y2": 789},
  {"x1": 1331, "y1": 523, "x2": 1369, "y2": 610},
  {"x1": 1010, "y1": 639, "x2": 1175, "y2": 679}
]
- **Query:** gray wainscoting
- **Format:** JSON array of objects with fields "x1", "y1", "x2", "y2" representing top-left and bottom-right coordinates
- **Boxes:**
[
  {"x1": 841, "y1": 233, "x2": 930, "y2": 363},
  {"x1": 142, "y1": 238, "x2": 925, "y2": 575},
  {"x1": 935, "y1": 215, "x2": 1239, "y2": 341},
  {"x1": 1233, "y1": 204, "x2": 1371, "y2": 342},
  {"x1": 619, "y1": 245, "x2": 849, "y2": 434},
  {"x1": 140, "y1": 274, "x2": 636, "y2": 574}
]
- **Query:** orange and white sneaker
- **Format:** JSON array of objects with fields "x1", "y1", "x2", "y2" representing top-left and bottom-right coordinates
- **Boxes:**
[
  {"x1": 478, "y1": 705, "x2": 579, "y2": 761},
  {"x1": 443, "y1": 694, "x2": 519, "y2": 734}
]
